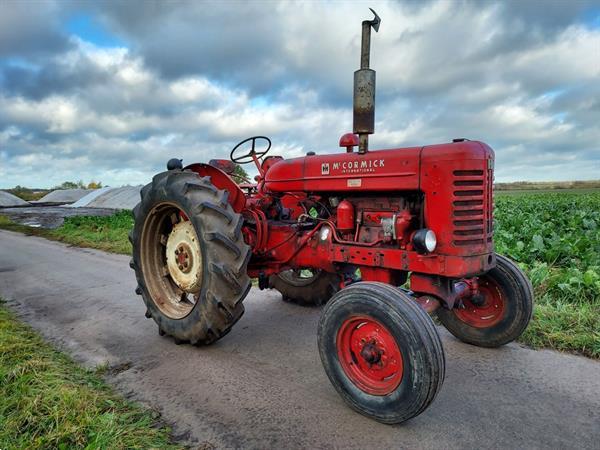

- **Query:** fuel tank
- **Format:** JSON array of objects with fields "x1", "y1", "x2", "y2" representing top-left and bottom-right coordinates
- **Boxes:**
[{"x1": 264, "y1": 146, "x2": 421, "y2": 192}]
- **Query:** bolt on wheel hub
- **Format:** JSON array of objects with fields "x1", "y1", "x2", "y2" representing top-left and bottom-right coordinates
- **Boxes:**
[
  {"x1": 174, "y1": 242, "x2": 193, "y2": 273},
  {"x1": 166, "y1": 220, "x2": 202, "y2": 292}
]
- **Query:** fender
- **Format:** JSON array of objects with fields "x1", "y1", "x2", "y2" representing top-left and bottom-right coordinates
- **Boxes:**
[{"x1": 184, "y1": 163, "x2": 246, "y2": 213}]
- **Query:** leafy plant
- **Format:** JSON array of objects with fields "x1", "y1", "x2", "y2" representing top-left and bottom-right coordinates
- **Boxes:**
[{"x1": 494, "y1": 192, "x2": 600, "y2": 357}]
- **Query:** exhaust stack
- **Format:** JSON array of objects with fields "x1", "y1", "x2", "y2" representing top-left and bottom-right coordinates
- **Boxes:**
[{"x1": 353, "y1": 8, "x2": 381, "y2": 154}]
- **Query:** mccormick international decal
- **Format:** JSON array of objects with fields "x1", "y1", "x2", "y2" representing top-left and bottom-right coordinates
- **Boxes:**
[{"x1": 321, "y1": 159, "x2": 386, "y2": 175}]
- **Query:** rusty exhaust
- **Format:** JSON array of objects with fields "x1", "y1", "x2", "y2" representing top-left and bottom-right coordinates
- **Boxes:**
[{"x1": 353, "y1": 8, "x2": 381, "y2": 154}]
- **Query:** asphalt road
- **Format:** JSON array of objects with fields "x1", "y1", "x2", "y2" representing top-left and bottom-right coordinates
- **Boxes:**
[{"x1": 0, "y1": 230, "x2": 598, "y2": 449}]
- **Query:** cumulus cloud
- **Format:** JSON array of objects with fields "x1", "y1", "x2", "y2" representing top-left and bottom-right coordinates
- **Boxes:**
[{"x1": 0, "y1": 0, "x2": 599, "y2": 188}]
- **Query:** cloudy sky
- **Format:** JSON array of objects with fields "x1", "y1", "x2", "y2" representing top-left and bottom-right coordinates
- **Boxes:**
[{"x1": 1, "y1": 0, "x2": 599, "y2": 188}]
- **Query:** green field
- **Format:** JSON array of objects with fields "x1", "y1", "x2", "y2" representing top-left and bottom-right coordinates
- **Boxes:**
[
  {"x1": 1, "y1": 190, "x2": 598, "y2": 358},
  {"x1": 495, "y1": 188, "x2": 600, "y2": 196},
  {"x1": 494, "y1": 180, "x2": 600, "y2": 192},
  {"x1": 494, "y1": 192, "x2": 599, "y2": 357}
]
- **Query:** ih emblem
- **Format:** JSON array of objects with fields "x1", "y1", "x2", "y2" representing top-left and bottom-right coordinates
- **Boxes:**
[{"x1": 321, "y1": 163, "x2": 330, "y2": 175}]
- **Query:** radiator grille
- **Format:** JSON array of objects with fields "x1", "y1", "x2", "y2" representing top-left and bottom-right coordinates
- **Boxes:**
[{"x1": 452, "y1": 169, "x2": 492, "y2": 247}]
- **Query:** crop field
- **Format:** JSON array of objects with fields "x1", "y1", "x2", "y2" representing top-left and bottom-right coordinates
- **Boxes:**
[
  {"x1": 1, "y1": 190, "x2": 598, "y2": 358},
  {"x1": 494, "y1": 191, "x2": 599, "y2": 357}
]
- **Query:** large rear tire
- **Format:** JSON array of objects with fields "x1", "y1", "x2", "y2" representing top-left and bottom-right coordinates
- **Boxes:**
[
  {"x1": 318, "y1": 282, "x2": 445, "y2": 424},
  {"x1": 437, "y1": 254, "x2": 533, "y2": 348},
  {"x1": 130, "y1": 170, "x2": 251, "y2": 345},
  {"x1": 270, "y1": 269, "x2": 340, "y2": 306}
]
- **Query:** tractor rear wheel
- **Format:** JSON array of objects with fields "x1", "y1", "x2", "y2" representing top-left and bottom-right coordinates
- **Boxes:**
[
  {"x1": 437, "y1": 254, "x2": 533, "y2": 348},
  {"x1": 270, "y1": 269, "x2": 340, "y2": 306},
  {"x1": 130, "y1": 170, "x2": 251, "y2": 345},
  {"x1": 318, "y1": 282, "x2": 445, "y2": 424}
]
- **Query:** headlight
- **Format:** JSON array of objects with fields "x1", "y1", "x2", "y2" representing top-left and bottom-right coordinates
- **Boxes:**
[{"x1": 413, "y1": 229, "x2": 437, "y2": 253}]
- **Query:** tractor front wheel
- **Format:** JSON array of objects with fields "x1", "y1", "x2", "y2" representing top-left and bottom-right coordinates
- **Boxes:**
[
  {"x1": 318, "y1": 282, "x2": 445, "y2": 424},
  {"x1": 437, "y1": 254, "x2": 533, "y2": 348}
]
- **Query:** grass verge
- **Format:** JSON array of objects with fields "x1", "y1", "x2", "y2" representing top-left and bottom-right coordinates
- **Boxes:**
[
  {"x1": 0, "y1": 299, "x2": 180, "y2": 449},
  {"x1": 0, "y1": 211, "x2": 133, "y2": 255},
  {"x1": 521, "y1": 301, "x2": 599, "y2": 357}
]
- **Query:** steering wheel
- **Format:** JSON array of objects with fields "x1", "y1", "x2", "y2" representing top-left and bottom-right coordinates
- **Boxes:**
[{"x1": 230, "y1": 136, "x2": 271, "y2": 164}]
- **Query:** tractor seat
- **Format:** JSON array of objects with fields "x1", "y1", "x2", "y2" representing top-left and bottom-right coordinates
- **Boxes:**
[{"x1": 208, "y1": 159, "x2": 236, "y2": 174}]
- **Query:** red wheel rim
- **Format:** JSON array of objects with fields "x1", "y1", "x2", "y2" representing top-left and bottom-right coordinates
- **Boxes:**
[
  {"x1": 336, "y1": 316, "x2": 403, "y2": 395},
  {"x1": 454, "y1": 278, "x2": 505, "y2": 328}
]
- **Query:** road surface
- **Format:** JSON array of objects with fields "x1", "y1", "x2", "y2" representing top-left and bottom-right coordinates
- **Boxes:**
[{"x1": 0, "y1": 230, "x2": 598, "y2": 449}]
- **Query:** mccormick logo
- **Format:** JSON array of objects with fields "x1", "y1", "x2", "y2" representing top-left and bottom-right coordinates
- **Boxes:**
[{"x1": 321, "y1": 159, "x2": 385, "y2": 175}]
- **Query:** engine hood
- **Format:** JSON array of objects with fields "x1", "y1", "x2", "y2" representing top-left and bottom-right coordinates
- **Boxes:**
[{"x1": 263, "y1": 140, "x2": 493, "y2": 193}]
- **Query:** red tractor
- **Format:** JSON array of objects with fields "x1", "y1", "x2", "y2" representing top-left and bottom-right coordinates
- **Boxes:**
[{"x1": 130, "y1": 10, "x2": 533, "y2": 424}]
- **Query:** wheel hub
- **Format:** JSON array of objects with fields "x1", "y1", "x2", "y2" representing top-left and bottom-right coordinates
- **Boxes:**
[
  {"x1": 455, "y1": 279, "x2": 505, "y2": 328},
  {"x1": 336, "y1": 316, "x2": 403, "y2": 395},
  {"x1": 166, "y1": 220, "x2": 202, "y2": 292},
  {"x1": 174, "y1": 242, "x2": 193, "y2": 273},
  {"x1": 360, "y1": 342, "x2": 382, "y2": 364}
]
